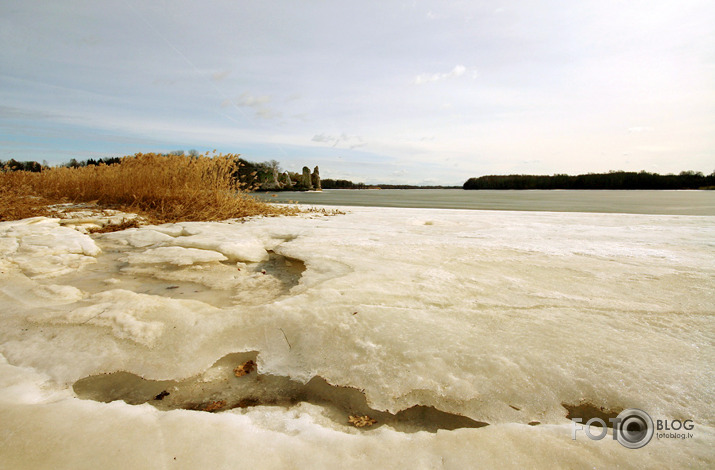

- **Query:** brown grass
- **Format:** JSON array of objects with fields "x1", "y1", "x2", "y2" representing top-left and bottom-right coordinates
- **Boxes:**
[
  {"x1": 0, "y1": 152, "x2": 297, "y2": 223},
  {"x1": 86, "y1": 218, "x2": 142, "y2": 234},
  {"x1": 0, "y1": 185, "x2": 53, "y2": 221}
]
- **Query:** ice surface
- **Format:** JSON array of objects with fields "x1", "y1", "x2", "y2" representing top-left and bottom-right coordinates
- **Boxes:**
[
  {"x1": 105, "y1": 228, "x2": 175, "y2": 247},
  {"x1": 122, "y1": 246, "x2": 228, "y2": 266},
  {"x1": 0, "y1": 217, "x2": 101, "y2": 278},
  {"x1": 0, "y1": 207, "x2": 713, "y2": 468},
  {"x1": 171, "y1": 222, "x2": 272, "y2": 262}
]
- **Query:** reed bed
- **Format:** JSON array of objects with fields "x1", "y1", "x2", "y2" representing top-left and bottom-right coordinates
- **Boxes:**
[{"x1": 0, "y1": 152, "x2": 296, "y2": 222}]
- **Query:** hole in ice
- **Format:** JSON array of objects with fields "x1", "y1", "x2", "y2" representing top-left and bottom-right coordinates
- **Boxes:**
[
  {"x1": 562, "y1": 402, "x2": 623, "y2": 428},
  {"x1": 72, "y1": 352, "x2": 488, "y2": 433},
  {"x1": 250, "y1": 250, "x2": 306, "y2": 288}
]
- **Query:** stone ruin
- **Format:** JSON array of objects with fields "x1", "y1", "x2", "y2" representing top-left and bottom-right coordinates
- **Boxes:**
[
  {"x1": 256, "y1": 165, "x2": 320, "y2": 191},
  {"x1": 302, "y1": 166, "x2": 313, "y2": 190},
  {"x1": 311, "y1": 166, "x2": 321, "y2": 190}
]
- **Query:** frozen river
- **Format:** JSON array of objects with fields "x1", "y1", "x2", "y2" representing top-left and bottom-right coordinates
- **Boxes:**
[{"x1": 256, "y1": 189, "x2": 715, "y2": 215}]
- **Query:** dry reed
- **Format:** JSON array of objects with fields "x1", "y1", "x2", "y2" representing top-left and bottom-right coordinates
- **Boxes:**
[{"x1": 1, "y1": 152, "x2": 296, "y2": 222}]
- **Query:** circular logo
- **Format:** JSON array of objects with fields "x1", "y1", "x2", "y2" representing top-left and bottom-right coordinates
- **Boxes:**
[{"x1": 615, "y1": 408, "x2": 654, "y2": 449}]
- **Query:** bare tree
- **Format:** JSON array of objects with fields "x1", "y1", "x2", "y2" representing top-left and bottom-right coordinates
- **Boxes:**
[{"x1": 268, "y1": 159, "x2": 281, "y2": 173}]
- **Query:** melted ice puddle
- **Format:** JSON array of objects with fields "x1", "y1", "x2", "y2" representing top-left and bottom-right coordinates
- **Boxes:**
[
  {"x1": 73, "y1": 351, "x2": 488, "y2": 433},
  {"x1": 40, "y1": 233, "x2": 306, "y2": 308}
]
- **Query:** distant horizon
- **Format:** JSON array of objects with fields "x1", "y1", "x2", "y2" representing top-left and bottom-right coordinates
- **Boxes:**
[{"x1": 2, "y1": 145, "x2": 715, "y2": 187}]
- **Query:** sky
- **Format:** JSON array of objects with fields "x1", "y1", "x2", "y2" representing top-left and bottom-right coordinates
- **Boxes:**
[{"x1": 1, "y1": 0, "x2": 714, "y2": 185}]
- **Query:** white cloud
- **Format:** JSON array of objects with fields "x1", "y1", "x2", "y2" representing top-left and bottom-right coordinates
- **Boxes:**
[
  {"x1": 413, "y1": 65, "x2": 476, "y2": 85},
  {"x1": 311, "y1": 133, "x2": 334, "y2": 143},
  {"x1": 211, "y1": 70, "x2": 230, "y2": 82},
  {"x1": 312, "y1": 133, "x2": 365, "y2": 149},
  {"x1": 235, "y1": 93, "x2": 271, "y2": 107},
  {"x1": 225, "y1": 93, "x2": 281, "y2": 119}
]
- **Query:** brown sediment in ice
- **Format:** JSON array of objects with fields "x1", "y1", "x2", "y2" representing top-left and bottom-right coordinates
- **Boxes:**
[{"x1": 73, "y1": 351, "x2": 488, "y2": 433}]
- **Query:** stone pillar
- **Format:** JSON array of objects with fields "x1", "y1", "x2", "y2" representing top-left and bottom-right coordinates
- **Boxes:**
[
  {"x1": 271, "y1": 166, "x2": 281, "y2": 188},
  {"x1": 311, "y1": 166, "x2": 321, "y2": 190},
  {"x1": 302, "y1": 166, "x2": 313, "y2": 189}
]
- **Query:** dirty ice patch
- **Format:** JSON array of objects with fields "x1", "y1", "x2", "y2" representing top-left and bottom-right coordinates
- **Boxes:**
[{"x1": 122, "y1": 246, "x2": 228, "y2": 266}]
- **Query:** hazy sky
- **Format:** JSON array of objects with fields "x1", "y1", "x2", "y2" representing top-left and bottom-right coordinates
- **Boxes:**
[{"x1": 1, "y1": 0, "x2": 713, "y2": 184}]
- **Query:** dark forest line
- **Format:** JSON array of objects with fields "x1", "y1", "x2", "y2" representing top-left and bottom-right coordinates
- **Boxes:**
[{"x1": 463, "y1": 171, "x2": 715, "y2": 190}]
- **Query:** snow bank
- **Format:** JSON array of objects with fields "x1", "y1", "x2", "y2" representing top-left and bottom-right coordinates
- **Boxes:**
[{"x1": 0, "y1": 207, "x2": 713, "y2": 469}]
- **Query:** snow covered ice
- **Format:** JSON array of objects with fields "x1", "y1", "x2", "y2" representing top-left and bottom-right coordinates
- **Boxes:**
[{"x1": 0, "y1": 206, "x2": 713, "y2": 468}]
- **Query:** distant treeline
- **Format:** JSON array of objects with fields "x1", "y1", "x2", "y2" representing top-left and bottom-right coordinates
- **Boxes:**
[
  {"x1": 375, "y1": 184, "x2": 460, "y2": 189},
  {"x1": 463, "y1": 171, "x2": 715, "y2": 190},
  {"x1": 1, "y1": 157, "x2": 122, "y2": 172},
  {"x1": 320, "y1": 179, "x2": 460, "y2": 190},
  {"x1": 0, "y1": 150, "x2": 215, "y2": 172},
  {"x1": 321, "y1": 179, "x2": 367, "y2": 189}
]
